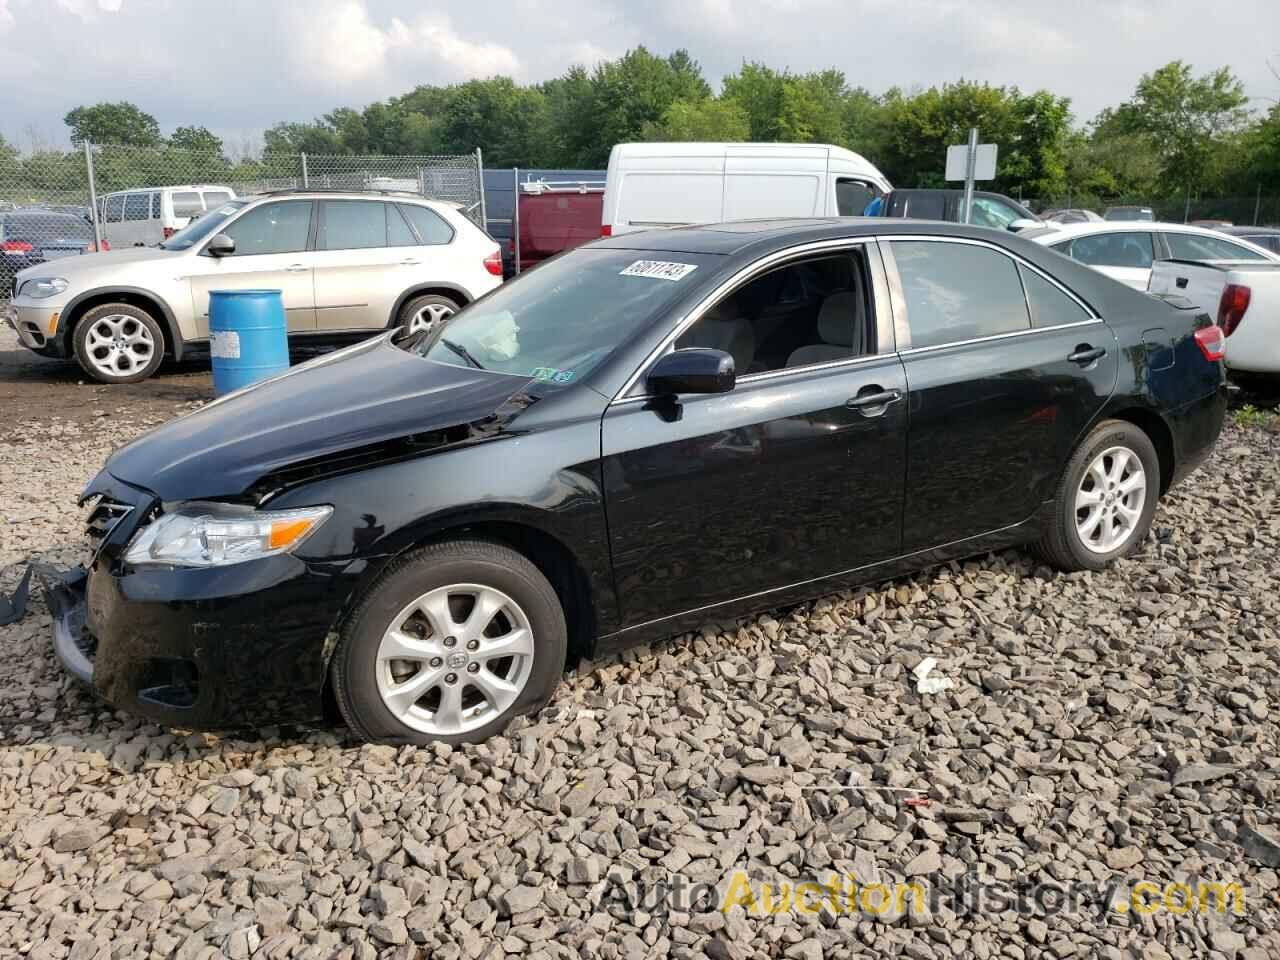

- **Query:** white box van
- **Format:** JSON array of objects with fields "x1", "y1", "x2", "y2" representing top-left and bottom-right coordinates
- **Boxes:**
[
  {"x1": 601, "y1": 142, "x2": 892, "y2": 236},
  {"x1": 97, "y1": 184, "x2": 237, "y2": 247}
]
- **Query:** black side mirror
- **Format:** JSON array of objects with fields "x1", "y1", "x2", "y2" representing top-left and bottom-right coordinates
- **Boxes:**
[
  {"x1": 648, "y1": 348, "x2": 735, "y2": 396},
  {"x1": 206, "y1": 233, "x2": 235, "y2": 257}
]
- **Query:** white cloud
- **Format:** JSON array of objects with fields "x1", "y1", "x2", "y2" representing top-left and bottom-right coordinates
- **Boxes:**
[
  {"x1": 54, "y1": 0, "x2": 123, "y2": 20},
  {"x1": 288, "y1": 1, "x2": 519, "y2": 90},
  {"x1": 0, "y1": 0, "x2": 14, "y2": 32}
]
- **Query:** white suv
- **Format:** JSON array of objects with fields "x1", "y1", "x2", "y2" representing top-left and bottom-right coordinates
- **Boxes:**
[{"x1": 4, "y1": 191, "x2": 503, "y2": 383}]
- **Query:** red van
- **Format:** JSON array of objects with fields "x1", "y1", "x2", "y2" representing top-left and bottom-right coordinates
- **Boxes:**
[{"x1": 513, "y1": 180, "x2": 605, "y2": 274}]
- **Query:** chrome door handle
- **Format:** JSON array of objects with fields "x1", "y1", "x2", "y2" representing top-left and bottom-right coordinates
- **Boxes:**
[
  {"x1": 1068, "y1": 346, "x2": 1106, "y2": 365},
  {"x1": 285, "y1": 264, "x2": 308, "y2": 273},
  {"x1": 846, "y1": 388, "x2": 902, "y2": 415}
]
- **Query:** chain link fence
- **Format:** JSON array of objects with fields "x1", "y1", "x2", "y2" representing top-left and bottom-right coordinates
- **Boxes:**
[
  {"x1": 0, "y1": 143, "x2": 485, "y2": 299},
  {"x1": 1026, "y1": 193, "x2": 1280, "y2": 227}
]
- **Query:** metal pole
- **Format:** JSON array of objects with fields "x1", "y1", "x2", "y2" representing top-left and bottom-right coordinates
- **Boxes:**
[
  {"x1": 83, "y1": 140, "x2": 103, "y2": 250},
  {"x1": 300, "y1": 152, "x2": 309, "y2": 188},
  {"x1": 962, "y1": 127, "x2": 977, "y2": 225},
  {"x1": 1183, "y1": 187, "x2": 1191, "y2": 224},
  {"x1": 513, "y1": 167, "x2": 521, "y2": 276},
  {"x1": 476, "y1": 147, "x2": 488, "y2": 232},
  {"x1": 1254, "y1": 183, "x2": 1262, "y2": 226}
]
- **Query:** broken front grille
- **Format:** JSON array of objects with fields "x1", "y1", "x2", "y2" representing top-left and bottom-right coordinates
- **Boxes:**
[{"x1": 84, "y1": 496, "x2": 134, "y2": 550}]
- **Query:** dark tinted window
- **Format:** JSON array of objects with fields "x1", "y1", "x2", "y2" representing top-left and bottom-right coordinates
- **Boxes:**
[
  {"x1": 676, "y1": 253, "x2": 870, "y2": 374},
  {"x1": 1165, "y1": 231, "x2": 1268, "y2": 261},
  {"x1": 123, "y1": 194, "x2": 150, "y2": 221},
  {"x1": 150, "y1": 193, "x2": 161, "y2": 218},
  {"x1": 319, "y1": 200, "x2": 387, "y2": 250},
  {"x1": 387, "y1": 205, "x2": 417, "y2": 246},
  {"x1": 1, "y1": 214, "x2": 93, "y2": 241},
  {"x1": 835, "y1": 180, "x2": 876, "y2": 217},
  {"x1": 1019, "y1": 265, "x2": 1090, "y2": 328},
  {"x1": 1069, "y1": 232, "x2": 1154, "y2": 268},
  {"x1": 399, "y1": 203, "x2": 454, "y2": 245},
  {"x1": 970, "y1": 197, "x2": 1024, "y2": 230},
  {"x1": 892, "y1": 240, "x2": 1030, "y2": 349},
  {"x1": 172, "y1": 191, "x2": 203, "y2": 218},
  {"x1": 104, "y1": 195, "x2": 124, "y2": 222},
  {"x1": 221, "y1": 200, "x2": 312, "y2": 256}
]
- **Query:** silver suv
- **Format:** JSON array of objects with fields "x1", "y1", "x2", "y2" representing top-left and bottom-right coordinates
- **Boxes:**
[{"x1": 3, "y1": 191, "x2": 504, "y2": 383}]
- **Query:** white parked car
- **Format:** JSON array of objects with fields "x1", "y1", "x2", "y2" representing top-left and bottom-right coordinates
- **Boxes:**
[
  {"x1": 97, "y1": 184, "x2": 237, "y2": 247},
  {"x1": 1150, "y1": 258, "x2": 1280, "y2": 376},
  {"x1": 601, "y1": 142, "x2": 892, "y2": 236},
  {"x1": 1025, "y1": 221, "x2": 1279, "y2": 290},
  {"x1": 5, "y1": 191, "x2": 503, "y2": 383}
]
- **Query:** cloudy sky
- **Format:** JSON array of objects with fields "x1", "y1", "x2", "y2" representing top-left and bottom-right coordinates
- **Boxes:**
[{"x1": 1, "y1": 0, "x2": 1277, "y2": 151}]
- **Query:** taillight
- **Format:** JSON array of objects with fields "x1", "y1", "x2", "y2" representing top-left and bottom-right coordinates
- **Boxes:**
[
  {"x1": 601, "y1": 224, "x2": 612, "y2": 237},
  {"x1": 1217, "y1": 283, "x2": 1251, "y2": 337},
  {"x1": 1, "y1": 240, "x2": 33, "y2": 253},
  {"x1": 1195, "y1": 325, "x2": 1226, "y2": 362},
  {"x1": 483, "y1": 249, "x2": 503, "y2": 276},
  {"x1": 86, "y1": 239, "x2": 111, "y2": 253},
  {"x1": 100, "y1": 239, "x2": 111, "y2": 251},
  {"x1": 162, "y1": 226, "x2": 176, "y2": 239}
]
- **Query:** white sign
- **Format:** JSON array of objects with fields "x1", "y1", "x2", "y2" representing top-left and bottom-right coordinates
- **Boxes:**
[
  {"x1": 945, "y1": 143, "x2": 998, "y2": 182},
  {"x1": 620, "y1": 260, "x2": 699, "y2": 281},
  {"x1": 210, "y1": 330, "x2": 241, "y2": 359}
]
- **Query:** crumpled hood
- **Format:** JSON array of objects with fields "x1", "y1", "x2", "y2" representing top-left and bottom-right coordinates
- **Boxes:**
[{"x1": 105, "y1": 336, "x2": 535, "y2": 500}]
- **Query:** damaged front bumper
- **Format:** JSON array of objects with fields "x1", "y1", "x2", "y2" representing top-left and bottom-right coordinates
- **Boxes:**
[{"x1": 44, "y1": 567, "x2": 94, "y2": 685}]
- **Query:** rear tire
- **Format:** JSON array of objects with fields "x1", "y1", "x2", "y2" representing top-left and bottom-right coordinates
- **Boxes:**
[
  {"x1": 396, "y1": 294, "x2": 461, "y2": 338},
  {"x1": 1034, "y1": 419, "x2": 1160, "y2": 572},
  {"x1": 72, "y1": 302, "x2": 164, "y2": 384},
  {"x1": 331, "y1": 540, "x2": 567, "y2": 745}
]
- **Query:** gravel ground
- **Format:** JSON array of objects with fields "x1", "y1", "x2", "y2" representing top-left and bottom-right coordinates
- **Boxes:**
[{"x1": 2, "y1": 329, "x2": 1279, "y2": 959}]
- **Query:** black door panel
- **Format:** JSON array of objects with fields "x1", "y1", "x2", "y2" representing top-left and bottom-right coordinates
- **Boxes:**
[
  {"x1": 602, "y1": 356, "x2": 908, "y2": 628},
  {"x1": 900, "y1": 325, "x2": 1118, "y2": 551}
]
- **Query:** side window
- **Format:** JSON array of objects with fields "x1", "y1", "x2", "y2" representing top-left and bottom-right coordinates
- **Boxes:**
[
  {"x1": 1166, "y1": 232, "x2": 1268, "y2": 261},
  {"x1": 1069, "y1": 232, "x2": 1154, "y2": 268},
  {"x1": 891, "y1": 240, "x2": 1030, "y2": 349},
  {"x1": 172, "y1": 191, "x2": 203, "y2": 218},
  {"x1": 123, "y1": 194, "x2": 150, "y2": 222},
  {"x1": 318, "y1": 200, "x2": 387, "y2": 251},
  {"x1": 202, "y1": 191, "x2": 232, "y2": 208},
  {"x1": 1050, "y1": 240, "x2": 1072, "y2": 256},
  {"x1": 387, "y1": 204, "x2": 417, "y2": 247},
  {"x1": 970, "y1": 197, "x2": 1021, "y2": 230},
  {"x1": 1018, "y1": 264, "x2": 1090, "y2": 329},
  {"x1": 399, "y1": 204, "x2": 455, "y2": 245},
  {"x1": 150, "y1": 192, "x2": 161, "y2": 218},
  {"x1": 835, "y1": 179, "x2": 876, "y2": 217},
  {"x1": 674, "y1": 251, "x2": 872, "y2": 374},
  {"x1": 104, "y1": 195, "x2": 124, "y2": 222},
  {"x1": 220, "y1": 200, "x2": 313, "y2": 256}
]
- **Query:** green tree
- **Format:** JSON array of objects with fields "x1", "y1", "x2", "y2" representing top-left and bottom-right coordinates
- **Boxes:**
[
  {"x1": 641, "y1": 98, "x2": 750, "y2": 141},
  {"x1": 168, "y1": 125, "x2": 224, "y2": 157},
  {"x1": 1098, "y1": 61, "x2": 1249, "y2": 194},
  {"x1": 64, "y1": 101, "x2": 162, "y2": 146},
  {"x1": 582, "y1": 47, "x2": 711, "y2": 164},
  {"x1": 721, "y1": 63, "x2": 787, "y2": 141},
  {"x1": 263, "y1": 120, "x2": 344, "y2": 156},
  {"x1": 437, "y1": 77, "x2": 550, "y2": 166}
]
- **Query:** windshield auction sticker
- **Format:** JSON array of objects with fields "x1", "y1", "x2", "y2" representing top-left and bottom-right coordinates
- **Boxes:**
[{"x1": 620, "y1": 260, "x2": 699, "y2": 281}]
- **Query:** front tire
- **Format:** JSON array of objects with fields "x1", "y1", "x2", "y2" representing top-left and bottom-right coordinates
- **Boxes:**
[
  {"x1": 331, "y1": 540, "x2": 567, "y2": 745},
  {"x1": 72, "y1": 303, "x2": 165, "y2": 384},
  {"x1": 1034, "y1": 419, "x2": 1160, "y2": 572}
]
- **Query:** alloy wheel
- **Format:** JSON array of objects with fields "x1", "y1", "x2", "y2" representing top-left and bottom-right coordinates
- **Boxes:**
[
  {"x1": 84, "y1": 314, "x2": 155, "y2": 379},
  {"x1": 375, "y1": 583, "x2": 535, "y2": 736},
  {"x1": 1075, "y1": 445, "x2": 1147, "y2": 554},
  {"x1": 408, "y1": 302, "x2": 455, "y2": 336}
]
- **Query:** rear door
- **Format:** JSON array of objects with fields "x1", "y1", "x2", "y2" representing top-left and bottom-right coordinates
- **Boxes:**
[
  {"x1": 884, "y1": 237, "x2": 1117, "y2": 552},
  {"x1": 601, "y1": 242, "x2": 907, "y2": 628},
  {"x1": 312, "y1": 199, "x2": 420, "y2": 332},
  {"x1": 184, "y1": 199, "x2": 317, "y2": 337}
]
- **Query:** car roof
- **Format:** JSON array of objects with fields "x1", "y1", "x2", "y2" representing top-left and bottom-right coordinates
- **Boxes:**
[
  {"x1": 592, "y1": 217, "x2": 1037, "y2": 256},
  {"x1": 1027, "y1": 220, "x2": 1231, "y2": 242},
  {"x1": 1221, "y1": 225, "x2": 1280, "y2": 236}
]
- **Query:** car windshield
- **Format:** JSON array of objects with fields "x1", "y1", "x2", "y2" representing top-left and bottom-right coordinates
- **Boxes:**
[
  {"x1": 1106, "y1": 208, "x2": 1153, "y2": 221},
  {"x1": 413, "y1": 247, "x2": 720, "y2": 385},
  {"x1": 160, "y1": 200, "x2": 248, "y2": 250}
]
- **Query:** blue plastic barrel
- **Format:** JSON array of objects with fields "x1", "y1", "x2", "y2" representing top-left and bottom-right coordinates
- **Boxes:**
[{"x1": 208, "y1": 289, "x2": 289, "y2": 396}]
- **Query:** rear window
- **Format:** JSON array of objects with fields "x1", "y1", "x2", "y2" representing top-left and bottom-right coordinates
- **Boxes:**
[
  {"x1": 891, "y1": 240, "x2": 1030, "y2": 348},
  {"x1": 171, "y1": 191, "x2": 203, "y2": 218},
  {"x1": 202, "y1": 191, "x2": 232, "y2": 207},
  {"x1": 1, "y1": 214, "x2": 93, "y2": 241},
  {"x1": 104, "y1": 195, "x2": 124, "y2": 222},
  {"x1": 399, "y1": 204, "x2": 454, "y2": 245},
  {"x1": 318, "y1": 200, "x2": 387, "y2": 250},
  {"x1": 1165, "y1": 232, "x2": 1269, "y2": 262}
]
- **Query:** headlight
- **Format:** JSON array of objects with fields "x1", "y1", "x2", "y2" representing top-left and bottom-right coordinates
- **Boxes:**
[
  {"x1": 20, "y1": 277, "x2": 69, "y2": 299},
  {"x1": 124, "y1": 503, "x2": 332, "y2": 568}
]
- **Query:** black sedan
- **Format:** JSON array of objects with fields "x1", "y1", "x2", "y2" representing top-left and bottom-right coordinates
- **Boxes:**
[
  {"x1": 54, "y1": 219, "x2": 1228, "y2": 744},
  {"x1": 1, "y1": 209, "x2": 103, "y2": 296}
]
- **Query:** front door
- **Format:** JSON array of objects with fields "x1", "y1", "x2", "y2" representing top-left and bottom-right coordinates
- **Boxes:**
[
  {"x1": 601, "y1": 245, "x2": 908, "y2": 629},
  {"x1": 884, "y1": 238, "x2": 1118, "y2": 552},
  {"x1": 185, "y1": 199, "x2": 317, "y2": 338}
]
